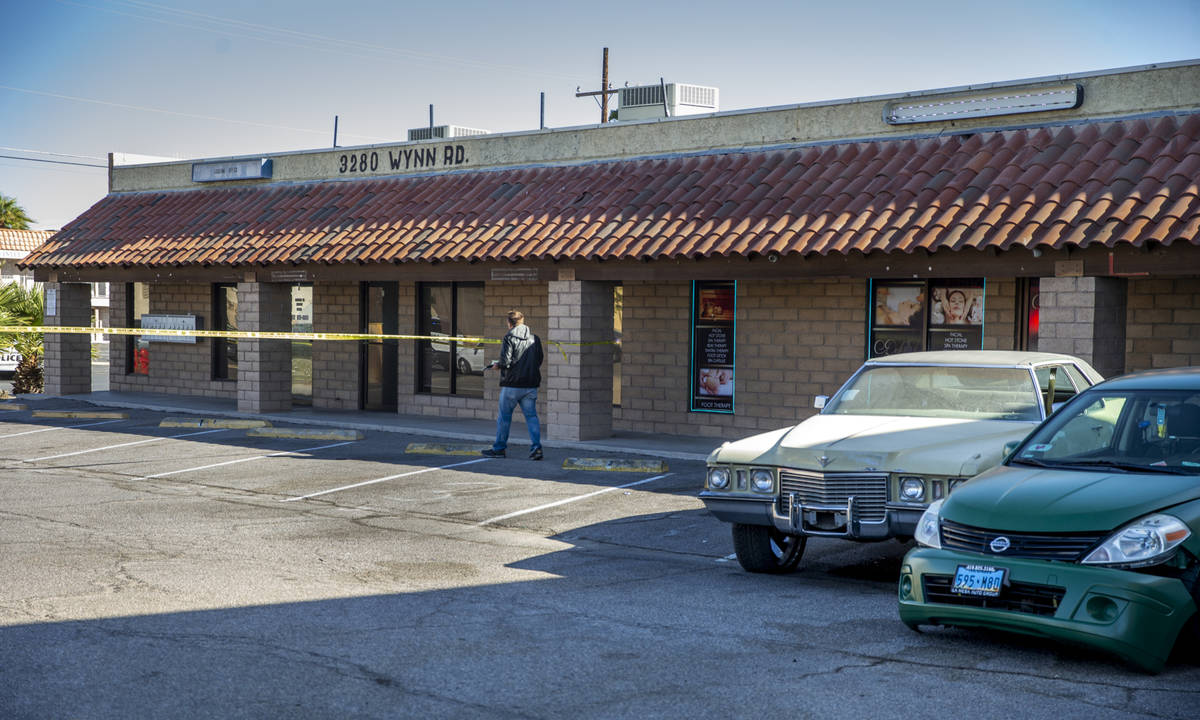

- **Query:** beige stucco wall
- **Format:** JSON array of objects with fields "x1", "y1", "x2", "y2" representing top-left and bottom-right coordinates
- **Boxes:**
[{"x1": 111, "y1": 62, "x2": 1200, "y2": 194}]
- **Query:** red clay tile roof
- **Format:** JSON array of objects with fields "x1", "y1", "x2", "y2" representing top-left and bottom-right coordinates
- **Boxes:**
[
  {"x1": 22, "y1": 113, "x2": 1200, "y2": 269},
  {"x1": 0, "y1": 228, "x2": 53, "y2": 257}
]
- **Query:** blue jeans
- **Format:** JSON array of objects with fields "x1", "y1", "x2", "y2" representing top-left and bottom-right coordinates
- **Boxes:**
[{"x1": 493, "y1": 386, "x2": 540, "y2": 453}]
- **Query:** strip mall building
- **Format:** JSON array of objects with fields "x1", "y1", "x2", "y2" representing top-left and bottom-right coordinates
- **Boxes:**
[{"x1": 22, "y1": 61, "x2": 1200, "y2": 442}]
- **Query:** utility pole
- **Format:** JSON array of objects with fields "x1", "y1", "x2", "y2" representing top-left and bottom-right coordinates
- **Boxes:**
[{"x1": 575, "y1": 47, "x2": 618, "y2": 123}]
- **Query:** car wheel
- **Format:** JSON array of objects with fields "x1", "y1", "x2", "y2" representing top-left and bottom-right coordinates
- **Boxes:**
[
  {"x1": 730, "y1": 523, "x2": 806, "y2": 574},
  {"x1": 457, "y1": 357, "x2": 472, "y2": 375}
]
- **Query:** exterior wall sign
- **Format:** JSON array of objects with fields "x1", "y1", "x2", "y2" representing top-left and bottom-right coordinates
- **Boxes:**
[
  {"x1": 292, "y1": 290, "x2": 312, "y2": 325},
  {"x1": 336, "y1": 145, "x2": 470, "y2": 175},
  {"x1": 869, "y1": 279, "x2": 985, "y2": 358},
  {"x1": 690, "y1": 281, "x2": 736, "y2": 413},
  {"x1": 140, "y1": 314, "x2": 201, "y2": 343},
  {"x1": 490, "y1": 268, "x2": 540, "y2": 282},
  {"x1": 192, "y1": 158, "x2": 272, "y2": 183}
]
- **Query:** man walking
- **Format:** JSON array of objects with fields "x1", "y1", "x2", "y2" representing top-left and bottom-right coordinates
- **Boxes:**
[{"x1": 482, "y1": 310, "x2": 544, "y2": 460}]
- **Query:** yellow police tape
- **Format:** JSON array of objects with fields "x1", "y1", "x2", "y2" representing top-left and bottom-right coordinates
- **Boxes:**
[{"x1": 0, "y1": 325, "x2": 615, "y2": 360}]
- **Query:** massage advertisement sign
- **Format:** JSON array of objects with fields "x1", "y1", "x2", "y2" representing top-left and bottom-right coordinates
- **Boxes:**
[
  {"x1": 869, "y1": 278, "x2": 984, "y2": 358},
  {"x1": 690, "y1": 281, "x2": 736, "y2": 413}
]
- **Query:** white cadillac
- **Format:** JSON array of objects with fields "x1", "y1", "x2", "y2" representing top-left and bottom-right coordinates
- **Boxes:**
[{"x1": 700, "y1": 351, "x2": 1103, "y2": 573}]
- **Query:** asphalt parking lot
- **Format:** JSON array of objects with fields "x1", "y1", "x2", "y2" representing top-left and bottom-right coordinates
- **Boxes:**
[{"x1": 2, "y1": 398, "x2": 1197, "y2": 719}]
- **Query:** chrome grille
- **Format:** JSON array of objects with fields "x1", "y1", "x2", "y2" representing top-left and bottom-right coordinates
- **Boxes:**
[
  {"x1": 777, "y1": 470, "x2": 888, "y2": 521},
  {"x1": 940, "y1": 519, "x2": 1104, "y2": 562}
]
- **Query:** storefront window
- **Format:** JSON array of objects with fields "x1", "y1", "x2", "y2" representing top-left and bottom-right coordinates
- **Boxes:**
[
  {"x1": 417, "y1": 282, "x2": 484, "y2": 398},
  {"x1": 212, "y1": 284, "x2": 238, "y2": 380},
  {"x1": 869, "y1": 279, "x2": 985, "y2": 358},
  {"x1": 690, "y1": 281, "x2": 736, "y2": 413},
  {"x1": 126, "y1": 282, "x2": 150, "y2": 375}
]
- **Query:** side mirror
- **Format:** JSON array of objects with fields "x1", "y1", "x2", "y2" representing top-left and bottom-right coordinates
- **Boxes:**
[
  {"x1": 813, "y1": 395, "x2": 828, "y2": 410},
  {"x1": 1002, "y1": 440, "x2": 1021, "y2": 459}
]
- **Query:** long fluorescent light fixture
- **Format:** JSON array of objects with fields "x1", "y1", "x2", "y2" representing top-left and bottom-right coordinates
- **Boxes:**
[
  {"x1": 192, "y1": 158, "x2": 273, "y2": 182},
  {"x1": 884, "y1": 84, "x2": 1082, "y2": 125}
]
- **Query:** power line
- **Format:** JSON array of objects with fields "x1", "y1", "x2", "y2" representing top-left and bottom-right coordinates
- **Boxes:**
[
  {"x1": 0, "y1": 153, "x2": 106, "y2": 166},
  {"x1": 0, "y1": 146, "x2": 105, "y2": 162}
]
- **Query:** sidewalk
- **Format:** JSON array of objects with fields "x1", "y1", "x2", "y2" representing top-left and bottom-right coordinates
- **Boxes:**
[{"x1": 53, "y1": 390, "x2": 720, "y2": 462}]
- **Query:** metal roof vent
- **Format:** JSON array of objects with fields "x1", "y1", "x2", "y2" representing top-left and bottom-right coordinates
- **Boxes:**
[
  {"x1": 616, "y1": 83, "x2": 718, "y2": 121},
  {"x1": 407, "y1": 125, "x2": 490, "y2": 141}
]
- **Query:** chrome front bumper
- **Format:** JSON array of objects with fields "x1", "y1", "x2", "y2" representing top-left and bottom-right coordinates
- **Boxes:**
[{"x1": 699, "y1": 492, "x2": 923, "y2": 540}]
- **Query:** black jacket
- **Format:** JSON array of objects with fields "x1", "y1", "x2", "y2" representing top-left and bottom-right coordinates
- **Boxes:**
[{"x1": 498, "y1": 323, "x2": 543, "y2": 388}]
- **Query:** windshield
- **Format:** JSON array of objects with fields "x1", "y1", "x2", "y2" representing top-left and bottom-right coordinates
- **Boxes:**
[
  {"x1": 824, "y1": 365, "x2": 1040, "y2": 420},
  {"x1": 1014, "y1": 389, "x2": 1200, "y2": 475}
]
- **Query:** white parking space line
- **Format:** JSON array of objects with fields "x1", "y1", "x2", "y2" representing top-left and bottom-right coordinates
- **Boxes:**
[
  {"x1": 280, "y1": 457, "x2": 492, "y2": 502},
  {"x1": 142, "y1": 441, "x2": 356, "y2": 479},
  {"x1": 0, "y1": 419, "x2": 124, "y2": 439},
  {"x1": 477, "y1": 473, "x2": 675, "y2": 527},
  {"x1": 23, "y1": 428, "x2": 230, "y2": 463}
]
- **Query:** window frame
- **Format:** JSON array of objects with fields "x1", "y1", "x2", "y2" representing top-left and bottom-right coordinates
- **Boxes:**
[
  {"x1": 125, "y1": 282, "x2": 150, "y2": 375},
  {"x1": 415, "y1": 281, "x2": 484, "y2": 398},
  {"x1": 867, "y1": 278, "x2": 987, "y2": 358},
  {"x1": 212, "y1": 283, "x2": 238, "y2": 381}
]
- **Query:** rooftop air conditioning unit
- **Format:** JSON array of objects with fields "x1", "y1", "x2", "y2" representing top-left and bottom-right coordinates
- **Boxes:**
[
  {"x1": 616, "y1": 83, "x2": 719, "y2": 121},
  {"x1": 407, "y1": 125, "x2": 490, "y2": 141}
]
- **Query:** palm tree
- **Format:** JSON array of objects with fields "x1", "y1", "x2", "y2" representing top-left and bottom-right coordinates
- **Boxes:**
[
  {"x1": 0, "y1": 282, "x2": 45, "y2": 393},
  {"x1": 0, "y1": 194, "x2": 34, "y2": 229}
]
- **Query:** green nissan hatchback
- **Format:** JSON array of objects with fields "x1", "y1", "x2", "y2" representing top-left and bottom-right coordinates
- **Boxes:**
[{"x1": 898, "y1": 367, "x2": 1200, "y2": 673}]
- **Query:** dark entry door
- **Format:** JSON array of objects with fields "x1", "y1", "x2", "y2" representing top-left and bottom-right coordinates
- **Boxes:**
[{"x1": 361, "y1": 282, "x2": 398, "y2": 411}]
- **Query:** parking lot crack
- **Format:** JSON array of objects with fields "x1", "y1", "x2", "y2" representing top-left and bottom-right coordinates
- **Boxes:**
[{"x1": 91, "y1": 626, "x2": 547, "y2": 718}]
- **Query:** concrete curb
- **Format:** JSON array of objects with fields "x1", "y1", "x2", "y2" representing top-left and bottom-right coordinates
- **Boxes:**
[
  {"x1": 160, "y1": 418, "x2": 273, "y2": 429},
  {"x1": 56, "y1": 393, "x2": 715, "y2": 462},
  {"x1": 406, "y1": 443, "x2": 487, "y2": 456},
  {"x1": 32, "y1": 410, "x2": 129, "y2": 419},
  {"x1": 563, "y1": 457, "x2": 670, "y2": 472},
  {"x1": 248, "y1": 427, "x2": 363, "y2": 441}
]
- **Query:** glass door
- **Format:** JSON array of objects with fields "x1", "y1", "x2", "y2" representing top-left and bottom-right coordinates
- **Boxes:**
[
  {"x1": 361, "y1": 282, "x2": 398, "y2": 411},
  {"x1": 291, "y1": 284, "x2": 313, "y2": 406}
]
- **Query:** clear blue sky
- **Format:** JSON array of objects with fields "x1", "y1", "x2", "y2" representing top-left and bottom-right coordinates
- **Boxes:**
[{"x1": 3, "y1": 0, "x2": 1198, "y2": 230}]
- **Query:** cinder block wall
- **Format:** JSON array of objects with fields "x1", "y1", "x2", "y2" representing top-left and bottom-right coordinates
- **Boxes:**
[
  {"x1": 312, "y1": 282, "x2": 360, "y2": 409},
  {"x1": 1126, "y1": 276, "x2": 1200, "y2": 370},
  {"x1": 614, "y1": 278, "x2": 866, "y2": 438},
  {"x1": 394, "y1": 281, "x2": 548, "y2": 422},
  {"x1": 982, "y1": 279, "x2": 1017, "y2": 351},
  {"x1": 1039, "y1": 276, "x2": 1128, "y2": 378},
  {"x1": 42, "y1": 282, "x2": 91, "y2": 396},
  {"x1": 108, "y1": 282, "x2": 237, "y2": 399}
]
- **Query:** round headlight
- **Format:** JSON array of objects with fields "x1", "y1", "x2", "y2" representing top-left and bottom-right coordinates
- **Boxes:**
[
  {"x1": 750, "y1": 469, "x2": 774, "y2": 492},
  {"x1": 899, "y1": 477, "x2": 926, "y2": 502},
  {"x1": 707, "y1": 467, "x2": 730, "y2": 489}
]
